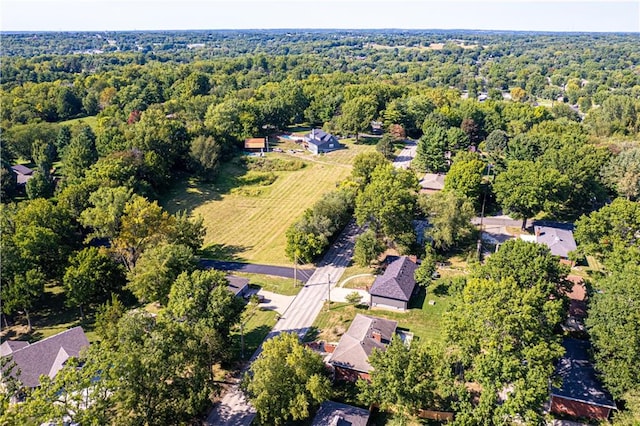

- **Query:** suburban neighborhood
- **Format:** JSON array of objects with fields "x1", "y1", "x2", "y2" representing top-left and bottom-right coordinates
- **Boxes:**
[{"x1": 1, "y1": 18, "x2": 639, "y2": 426}]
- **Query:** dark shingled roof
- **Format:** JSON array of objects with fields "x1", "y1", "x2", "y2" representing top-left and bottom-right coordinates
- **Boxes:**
[
  {"x1": 535, "y1": 226, "x2": 577, "y2": 259},
  {"x1": 11, "y1": 164, "x2": 33, "y2": 175},
  {"x1": 306, "y1": 128, "x2": 340, "y2": 147},
  {"x1": 2, "y1": 327, "x2": 89, "y2": 388},
  {"x1": 369, "y1": 256, "x2": 418, "y2": 302},
  {"x1": 328, "y1": 314, "x2": 397, "y2": 373},
  {"x1": 0, "y1": 340, "x2": 30, "y2": 356},
  {"x1": 226, "y1": 275, "x2": 249, "y2": 296},
  {"x1": 312, "y1": 401, "x2": 371, "y2": 426},
  {"x1": 551, "y1": 338, "x2": 617, "y2": 409}
]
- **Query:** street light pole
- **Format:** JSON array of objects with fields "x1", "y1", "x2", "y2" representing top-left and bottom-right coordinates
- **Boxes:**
[
  {"x1": 477, "y1": 163, "x2": 492, "y2": 259},
  {"x1": 327, "y1": 273, "x2": 331, "y2": 310}
]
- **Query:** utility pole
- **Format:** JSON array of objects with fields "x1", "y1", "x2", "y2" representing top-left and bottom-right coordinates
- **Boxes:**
[
  {"x1": 477, "y1": 163, "x2": 492, "y2": 259},
  {"x1": 294, "y1": 253, "x2": 297, "y2": 288},
  {"x1": 240, "y1": 322, "x2": 245, "y2": 360},
  {"x1": 326, "y1": 273, "x2": 331, "y2": 310}
]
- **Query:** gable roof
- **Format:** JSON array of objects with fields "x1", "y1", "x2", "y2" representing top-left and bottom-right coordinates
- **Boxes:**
[
  {"x1": 369, "y1": 256, "x2": 418, "y2": 302},
  {"x1": 2, "y1": 327, "x2": 90, "y2": 388},
  {"x1": 535, "y1": 226, "x2": 577, "y2": 258},
  {"x1": 244, "y1": 138, "x2": 266, "y2": 149},
  {"x1": 11, "y1": 164, "x2": 34, "y2": 175},
  {"x1": 328, "y1": 314, "x2": 397, "y2": 373},
  {"x1": 551, "y1": 338, "x2": 617, "y2": 410},
  {"x1": 420, "y1": 173, "x2": 446, "y2": 191},
  {"x1": 312, "y1": 401, "x2": 371, "y2": 426},
  {"x1": 306, "y1": 129, "x2": 338, "y2": 146}
]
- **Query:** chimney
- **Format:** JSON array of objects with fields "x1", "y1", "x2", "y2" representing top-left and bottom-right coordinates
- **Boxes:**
[
  {"x1": 408, "y1": 255, "x2": 418, "y2": 264},
  {"x1": 372, "y1": 330, "x2": 382, "y2": 343}
]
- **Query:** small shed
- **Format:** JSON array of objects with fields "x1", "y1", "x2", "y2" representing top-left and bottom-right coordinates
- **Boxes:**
[
  {"x1": 419, "y1": 173, "x2": 446, "y2": 194},
  {"x1": 369, "y1": 256, "x2": 418, "y2": 311},
  {"x1": 244, "y1": 137, "x2": 267, "y2": 152}
]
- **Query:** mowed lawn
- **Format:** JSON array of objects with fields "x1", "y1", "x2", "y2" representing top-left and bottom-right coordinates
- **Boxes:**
[{"x1": 163, "y1": 143, "x2": 373, "y2": 265}]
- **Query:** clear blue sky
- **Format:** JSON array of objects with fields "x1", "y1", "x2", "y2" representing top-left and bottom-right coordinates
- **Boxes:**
[{"x1": 1, "y1": 0, "x2": 638, "y2": 33}]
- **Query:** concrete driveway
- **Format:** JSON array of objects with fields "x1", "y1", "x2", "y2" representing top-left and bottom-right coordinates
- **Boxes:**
[
  {"x1": 254, "y1": 289, "x2": 294, "y2": 315},
  {"x1": 329, "y1": 287, "x2": 370, "y2": 304}
]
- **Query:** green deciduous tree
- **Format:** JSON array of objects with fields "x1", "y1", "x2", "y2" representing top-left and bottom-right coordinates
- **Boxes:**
[
  {"x1": 419, "y1": 191, "x2": 476, "y2": 251},
  {"x1": 351, "y1": 151, "x2": 389, "y2": 187},
  {"x1": 127, "y1": 243, "x2": 197, "y2": 305},
  {"x1": 358, "y1": 338, "x2": 450, "y2": 415},
  {"x1": 444, "y1": 151, "x2": 485, "y2": 203},
  {"x1": 586, "y1": 265, "x2": 640, "y2": 401},
  {"x1": 445, "y1": 277, "x2": 564, "y2": 425},
  {"x1": 353, "y1": 228, "x2": 385, "y2": 267},
  {"x1": 338, "y1": 95, "x2": 377, "y2": 143},
  {"x1": 62, "y1": 124, "x2": 98, "y2": 180},
  {"x1": 414, "y1": 246, "x2": 437, "y2": 287},
  {"x1": 601, "y1": 146, "x2": 640, "y2": 200},
  {"x1": 243, "y1": 332, "x2": 332, "y2": 425},
  {"x1": 63, "y1": 247, "x2": 126, "y2": 319},
  {"x1": 493, "y1": 160, "x2": 570, "y2": 229},
  {"x1": 355, "y1": 164, "x2": 418, "y2": 249},
  {"x1": 80, "y1": 186, "x2": 134, "y2": 241},
  {"x1": 189, "y1": 135, "x2": 222, "y2": 181}
]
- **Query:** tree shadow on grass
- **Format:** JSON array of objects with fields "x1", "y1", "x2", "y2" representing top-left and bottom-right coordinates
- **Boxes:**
[
  {"x1": 234, "y1": 324, "x2": 272, "y2": 362},
  {"x1": 409, "y1": 286, "x2": 427, "y2": 310},
  {"x1": 199, "y1": 243, "x2": 249, "y2": 262}
]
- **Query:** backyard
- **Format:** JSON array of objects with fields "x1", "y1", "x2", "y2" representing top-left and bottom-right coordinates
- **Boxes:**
[{"x1": 163, "y1": 141, "x2": 375, "y2": 265}]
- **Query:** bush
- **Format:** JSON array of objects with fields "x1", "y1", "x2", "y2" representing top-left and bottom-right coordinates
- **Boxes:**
[{"x1": 345, "y1": 291, "x2": 363, "y2": 305}]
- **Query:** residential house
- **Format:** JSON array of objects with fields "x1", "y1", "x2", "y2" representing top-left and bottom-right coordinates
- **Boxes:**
[
  {"x1": 520, "y1": 224, "x2": 577, "y2": 265},
  {"x1": 1, "y1": 327, "x2": 90, "y2": 388},
  {"x1": 370, "y1": 121, "x2": 383, "y2": 135},
  {"x1": 550, "y1": 338, "x2": 616, "y2": 421},
  {"x1": 312, "y1": 400, "x2": 371, "y2": 426},
  {"x1": 304, "y1": 129, "x2": 341, "y2": 155},
  {"x1": 419, "y1": 173, "x2": 446, "y2": 194},
  {"x1": 328, "y1": 314, "x2": 397, "y2": 381},
  {"x1": 11, "y1": 164, "x2": 34, "y2": 186},
  {"x1": 244, "y1": 137, "x2": 267, "y2": 153},
  {"x1": 369, "y1": 256, "x2": 418, "y2": 311},
  {"x1": 226, "y1": 275, "x2": 250, "y2": 298}
]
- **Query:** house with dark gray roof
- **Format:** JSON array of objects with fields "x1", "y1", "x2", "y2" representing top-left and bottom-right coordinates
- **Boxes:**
[
  {"x1": 312, "y1": 400, "x2": 371, "y2": 426},
  {"x1": 226, "y1": 275, "x2": 250, "y2": 298},
  {"x1": 1, "y1": 327, "x2": 90, "y2": 388},
  {"x1": 534, "y1": 225, "x2": 577, "y2": 260},
  {"x1": 369, "y1": 256, "x2": 418, "y2": 311},
  {"x1": 328, "y1": 314, "x2": 397, "y2": 381},
  {"x1": 304, "y1": 129, "x2": 341, "y2": 155},
  {"x1": 10, "y1": 164, "x2": 34, "y2": 185},
  {"x1": 550, "y1": 338, "x2": 617, "y2": 421}
]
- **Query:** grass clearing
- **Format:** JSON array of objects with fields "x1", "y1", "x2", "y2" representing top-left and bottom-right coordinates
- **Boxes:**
[
  {"x1": 163, "y1": 146, "x2": 373, "y2": 265},
  {"x1": 233, "y1": 273, "x2": 301, "y2": 296},
  {"x1": 232, "y1": 308, "x2": 278, "y2": 361},
  {"x1": 58, "y1": 115, "x2": 98, "y2": 129},
  {"x1": 310, "y1": 287, "x2": 453, "y2": 345}
]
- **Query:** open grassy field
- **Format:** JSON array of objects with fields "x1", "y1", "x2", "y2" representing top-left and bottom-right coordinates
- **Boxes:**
[
  {"x1": 163, "y1": 142, "x2": 375, "y2": 266},
  {"x1": 58, "y1": 115, "x2": 98, "y2": 129},
  {"x1": 310, "y1": 287, "x2": 453, "y2": 345}
]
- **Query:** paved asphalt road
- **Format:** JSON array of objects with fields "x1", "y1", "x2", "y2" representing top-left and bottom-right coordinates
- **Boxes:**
[
  {"x1": 199, "y1": 259, "x2": 315, "y2": 283},
  {"x1": 205, "y1": 220, "x2": 362, "y2": 425},
  {"x1": 205, "y1": 139, "x2": 415, "y2": 425}
]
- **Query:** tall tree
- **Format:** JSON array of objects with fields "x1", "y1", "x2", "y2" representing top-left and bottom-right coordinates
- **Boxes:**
[
  {"x1": 243, "y1": 332, "x2": 332, "y2": 425},
  {"x1": 338, "y1": 95, "x2": 377, "y2": 143},
  {"x1": 419, "y1": 191, "x2": 476, "y2": 251},
  {"x1": 355, "y1": 164, "x2": 418, "y2": 249},
  {"x1": 444, "y1": 151, "x2": 485, "y2": 203},
  {"x1": 601, "y1": 146, "x2": 640, "y2": 200},
  {"x1": 63, "y1": 124, "x2": 98, "y2": 180},
  {"x1": 493, "y1": 160, "x2": 570, "y2": 229}
]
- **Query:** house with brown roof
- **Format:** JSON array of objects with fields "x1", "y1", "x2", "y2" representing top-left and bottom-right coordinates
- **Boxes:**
[
  {"x1": 328, "y1": 314, "x2": 397, "y2": 381},
  {"x1": 369, "y1": 256, "x2": 418, "y2": 311},
  {"x1": 550, "y1": 338, "x2": 617, "y2": 421},
  {"x1": 1, "y1": 327, "x2": 90, "y2": 388},
  {"x1": 244, "y1": 137, "x2": 267, "y2": 152},
  {"x1": 419, "y1": 173, "x2": 446, "y2": 194}
]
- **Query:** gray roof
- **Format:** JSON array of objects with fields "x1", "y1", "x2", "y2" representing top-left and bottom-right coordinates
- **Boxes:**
[
  {"x1": 306, "y1": 129, "x2": 339, "y2": 147},
  {"x1": 2, "y1": 327, "x2": 90, "y2": 388},
  {"x1": 328, "y1": 314, "x2": 397, "y2": 373},
  {"x1": 535, "y1": 226, "x2": 577, "y2": 258},
  {"x1": 369, "y1": 256, "x2": 417, "y2": 302},
  {"x1": 11, "y1": 164, "x2": 34, "y2": 185},
  {"x1": 312, "y1": 401, "x2": 371, "y2": 426},
  {"x1": 551, "y1": 338, "x2": 617, "y2": 409},
  {"x1": 0, "y1": 340, "x2": 30, "y2": 356},
  {"x1": 420, "y1": 173, "x2": 446, "y2": 191},
  {"x1": 226, "y1": 275, "x2": 249, "y2": 296}
]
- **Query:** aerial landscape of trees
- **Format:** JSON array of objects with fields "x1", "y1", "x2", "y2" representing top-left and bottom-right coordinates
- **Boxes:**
[{"x1": 1, "y1": 29, "x2": 639, "y2": 425}]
